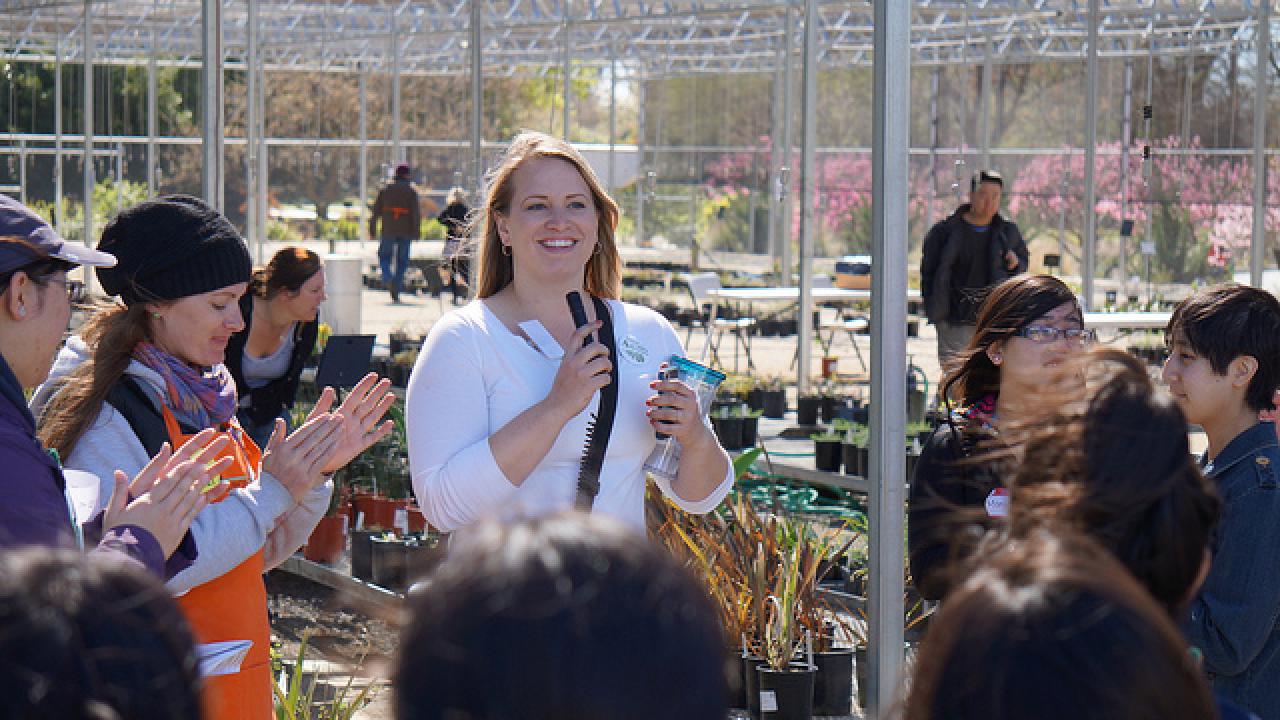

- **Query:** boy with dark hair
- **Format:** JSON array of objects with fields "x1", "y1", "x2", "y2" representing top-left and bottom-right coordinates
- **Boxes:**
[{"x1": 1163, "y1": 284, "x2": 1280, "y2": 719}]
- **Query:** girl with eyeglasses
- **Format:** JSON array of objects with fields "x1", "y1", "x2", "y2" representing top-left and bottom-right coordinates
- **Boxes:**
[{"x1": 908, "y1": 273, "x2": 1092, "y2": 602}]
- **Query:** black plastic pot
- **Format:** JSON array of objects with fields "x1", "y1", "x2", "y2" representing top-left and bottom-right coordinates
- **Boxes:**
[
  {"x1": 856, "y1": 446, "x2": 869, "y2": 478},
  {"x1": 819, "y1": 395, "x2": 838, "y2": 424},
  {"x1": 727, "y1": 650, "x2": 748, "y2": 710},
  {"x1": 906, "y1": 450, "x2": 920, "y2": 482},
  {"x1": 743, "y1": 654, "x2": 767, "y2": 718},
  {"x1": 712, "y1": 416, "x2": 745, "y2": 451},
  {"x1": 761, "y1": 389, "x2": 787, "y2": 419},
  {"x1": 350, "y1": 529, "x2": 378, "y2": 583},
  {"x1": 757, "y1": 664, "x2": 816, "y2": 720},
  {"x1": 813, "y1": 649, "x2": 855, "y2": 716},
  {"x1": 371, "y1": 536, "x2": 408, "y2": 591},
  {"x1": 842, "y1": 443, "x2": 860, "y2": 477},
  {"x1": 814, "y1": 439, "x2": 842, "y2": 473},
  {"x1": 854, "y1": 646, "x2": 868, "y2": 710},
  {"x1": 797, "y1": 395, "x2": 820, "y2": 426},
  {"x1": 741, "y1": 416, "x2": 760, "y2": 448}
]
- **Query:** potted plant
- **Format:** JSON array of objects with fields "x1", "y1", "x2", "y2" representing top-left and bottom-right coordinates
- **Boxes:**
[
  {"x1": 303, "y1": 488, "x2": 351, "y2": 565},
  {"x1": 371, "y1": 532, "x2": 408, "y2": 591},
  {"x1": 711, "y1": 407, "x2": 745, "y2": 451},
  {"x1": 811, "y1": 431, "x2": 843, "y2": 473},
  {"x1": 756, "y1": 544, "x2": 814, "y2": 720},
  {"x1": 838, "y1": 422, "x2": 868, "y2": 478},
  {"x1": 738, "y1": 404, "x2": 763, "y2": 448},
  {"x1": 796, "y1": 394, "x2": 821, "y2": 426},
  {"x1": 756, "y1": 377, "x2": 787, "y2": 419}
]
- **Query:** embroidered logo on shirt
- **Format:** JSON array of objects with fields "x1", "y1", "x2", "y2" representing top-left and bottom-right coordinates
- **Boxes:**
[{"x1": 620, "y1": 335, "x2": 648, "y2": 364}]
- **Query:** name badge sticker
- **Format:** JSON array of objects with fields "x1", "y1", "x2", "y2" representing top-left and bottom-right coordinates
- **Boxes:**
[
  {"x1": 620, "y1": 335, "x2": 649, "y2": 365},
  {"x1": 985, "y1": 487, "x2": 1009, "y2": 518}
]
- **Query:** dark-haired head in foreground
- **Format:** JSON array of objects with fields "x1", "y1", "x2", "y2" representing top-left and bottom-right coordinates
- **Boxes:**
[
  {"x1": 1010, "y1": 348, "x2": 1220, "y2": 617},
  {"x1": 394, "y1": 512, "x2": 729, "y2": 720},
  {"x1": 0, "y1": 549, "x2": 201, "y2": 720},
  {"x1": 905, "y1": 529, "x2": 1216, "y2": 720}
]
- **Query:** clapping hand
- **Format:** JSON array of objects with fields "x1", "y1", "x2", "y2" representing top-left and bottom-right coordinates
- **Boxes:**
[
  {"x1": 103, "y1": 428, "x2": 236, "y2": 558},
  {"x1": 305, "y1": 373, "x2": 396, "y2": 475}
]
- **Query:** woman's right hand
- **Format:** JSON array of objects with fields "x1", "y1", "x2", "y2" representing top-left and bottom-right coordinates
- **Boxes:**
[
  {"x1": 261, "y1": 413, "x2": 343, "y2": 503},
  {"x1": 541, "y1": 320, "x2": 612, "y2": 422},
  {"x1": 104, "y1": 428, "x2": 236, "y2": 559}
]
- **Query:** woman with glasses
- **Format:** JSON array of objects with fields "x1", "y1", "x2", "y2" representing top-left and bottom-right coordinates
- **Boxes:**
[
  {"x1": 908, "y1": 273, "x2": 1092, "y2": 601},
  {"x1": 0, "y1": 195, "x2": 227, "y2": 575}
]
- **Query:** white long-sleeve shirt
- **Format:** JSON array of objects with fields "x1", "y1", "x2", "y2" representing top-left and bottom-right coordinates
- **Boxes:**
[{"x1": 407, "y1": 299, "x2": 733, "y2": 532}]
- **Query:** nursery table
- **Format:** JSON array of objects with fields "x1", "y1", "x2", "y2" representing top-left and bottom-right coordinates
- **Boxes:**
[{"x1": 1082, "y1": 311, "x2": 1171, "y2": 332}]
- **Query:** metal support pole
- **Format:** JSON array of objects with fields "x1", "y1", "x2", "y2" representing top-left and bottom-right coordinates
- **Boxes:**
[
  {"x1": 247, "y1": 0, "x2": 259, "y2": 259},
  {"x1": 780, "y1": 3, "x2": 795, "y2": 282},
  {"x1": 1082, "y1": 0, "x2": 1100, "y2": 310},
  {"x1": 1121, "y1": 58, "x2": 1133, "y2": 291},
  {"x1": 201, "y1": 0, "x2": 224, "y2": 210},
  {"x1": 83, "y1": 1, "x2": 95, "y2": 258},
  {"x1": 18, "y1": 139, "x2": 26, "y2": 204},
  {"x1": 795, "y1": 0, "x2": 816, "y2": 395},
  {"x1": 561, "y1": 16, "x2": 571, "y2": 140},
  {"x1": 359, "y1": 66, "x2": 369, "y2": 239},
  {"x1": 256, "y1": 64, "x2": 267, "y2": 260},
  {"x1": 1252, "y1": 0, "x2": 1271, "y2": 286},
  {"x1": 470, "y1": 0, "x2": 483, "y2": 196},
  {"x1": 980, "y1": 31, "x2": 993, "y2": 169},
  {"x1": 635, "y1": 80, "x2": 646, "y2": 245},
  {"x1": 928, "y1": 67, "x2": 940, "y2": 229},
  {"x1": 869, "y1": 0, "x2": 910, "y2": 714},
  {"x1": 54, "y1": 33, "x2": 63, "y2": 233},
  {"x1": 146, "y1": 29, "x2": 157, "y2": 196},
  {"x1": 608, "y1": 51, "x2": 617, "y2": 191},
  {"x1": 391, "y1": 7, "x2": 402, "y2": 164},
  {"x1": 768, "y1": 56, "x2": 785, "y2": 275}
]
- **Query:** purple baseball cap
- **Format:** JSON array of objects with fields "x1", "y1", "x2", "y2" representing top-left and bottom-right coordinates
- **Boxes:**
[{"x1": 0, "y1": 193, "x2": 116, "y2": 274}]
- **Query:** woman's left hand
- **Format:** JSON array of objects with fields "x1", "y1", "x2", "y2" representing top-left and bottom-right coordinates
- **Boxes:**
[
  {"x1": 307, "y1": 373, "x2": 397, "y2": 474},
  {"x1": 646, "y1": 371, "x2": 716, "y2": 450}
]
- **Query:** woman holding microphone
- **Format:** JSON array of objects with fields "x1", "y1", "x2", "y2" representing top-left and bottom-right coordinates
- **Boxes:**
[{"x1": 407, "y1": 131, "x2": 732, "y2": 532}]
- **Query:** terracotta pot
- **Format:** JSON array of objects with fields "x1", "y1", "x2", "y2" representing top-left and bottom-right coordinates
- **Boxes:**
[
  {"x1": 303, "y1": 512, "x2": 348, "y2": 565},
  {"x1": 407, "y1": 505, "x2": 427, "y2": 534},
  {"x1": 352, "y1": 493, "x2": 381, "y2": 530}
]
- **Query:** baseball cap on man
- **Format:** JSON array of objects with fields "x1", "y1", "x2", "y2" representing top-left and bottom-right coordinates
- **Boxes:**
[{"x1": 0, "y1": 194, "x2": 117, "y2": 275}]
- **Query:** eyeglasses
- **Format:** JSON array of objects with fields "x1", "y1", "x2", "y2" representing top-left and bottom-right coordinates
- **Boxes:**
[
  {"x1": 61, "y1": 279, "x2": 86, "y2": 304},
  {"x1": 1015, "y1": 325, "x2": 1096, "y2": 344}
]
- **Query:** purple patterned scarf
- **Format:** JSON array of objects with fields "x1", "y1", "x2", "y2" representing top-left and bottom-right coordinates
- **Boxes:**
[{"x1": 132, "y1": 342, "x2": 238, "y2": 430}]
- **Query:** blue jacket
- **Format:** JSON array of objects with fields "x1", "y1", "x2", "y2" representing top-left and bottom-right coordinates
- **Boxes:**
[
  {"x1": 0, "y1": 352, "x2": 168, "y2": 576},
  {"x1": 1187, "y1": 421, "x2": 1280, "y2": 720}
]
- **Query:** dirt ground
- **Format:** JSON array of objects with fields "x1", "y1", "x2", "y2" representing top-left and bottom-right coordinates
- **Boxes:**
[{"x1": 266, "y1": 569, "x2": 401, "y2": 718}]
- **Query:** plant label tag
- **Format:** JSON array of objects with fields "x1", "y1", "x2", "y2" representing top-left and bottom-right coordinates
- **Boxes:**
[
  {"x1": 760, "y1": 690, "x2": 778, "y2": 713},
  {"x1": 355, "y1": 511, "x2": 366, "y2": 530},
  {"x1": 985, "y1": 487, "x2": 1009, "y2": 517},
  {"x1": 620, "y1": 335, "x2": 648, "y2": 364},
  {"x1": 394, "y1": 508, "x2": 409, "y2": 534}
]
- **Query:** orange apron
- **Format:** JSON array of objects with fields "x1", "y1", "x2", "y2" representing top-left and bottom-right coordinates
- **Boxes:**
[{"x1": 162, "y1": 405, "x2": 274, "y2": 720}]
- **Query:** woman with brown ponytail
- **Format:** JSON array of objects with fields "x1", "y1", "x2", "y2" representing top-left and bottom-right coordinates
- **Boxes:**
[
  {"x1": 34, "y1": 195, "x2": 394, "y2": 720},
  {"x1": 225, "y1": 247, "x2": 325, "y2": 448}
]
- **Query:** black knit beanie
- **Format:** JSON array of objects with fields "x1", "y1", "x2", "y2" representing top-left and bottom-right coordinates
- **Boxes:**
[{"x1": 96, "y1": 195, "x2": 252, "y2": 305}]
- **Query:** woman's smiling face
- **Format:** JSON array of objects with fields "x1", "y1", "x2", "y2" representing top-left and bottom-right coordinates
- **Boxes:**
[
  {"x1": 495, "y1": 156, "x2": 599, "y2": 286},
  {"x1": 149, "y1": 283, "x2": 248, "y2": 367}
]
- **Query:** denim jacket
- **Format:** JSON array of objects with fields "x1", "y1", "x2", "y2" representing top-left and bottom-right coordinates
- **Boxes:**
[{"x1": 1187, "y1": 421, "x2": 1280, "y2": 720}]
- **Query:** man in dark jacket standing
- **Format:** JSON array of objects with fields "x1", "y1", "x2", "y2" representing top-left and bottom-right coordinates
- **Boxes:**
[
  {"x1": 369, "y1": 162, "x2": 421, "y2": 303},
  {"x1": 920, "y1": 170, "x2": 1029, "y2": 367}
]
